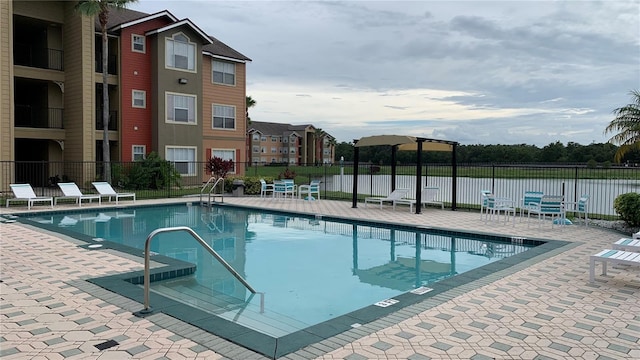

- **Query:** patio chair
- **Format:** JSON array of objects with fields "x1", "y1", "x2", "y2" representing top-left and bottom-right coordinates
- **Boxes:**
[
  {"x1": 365, "y1": 188, "x2": 409, "y2": 209},
  {"x1": 259, "y1": 179, "x2": 274, "y2": 198},
  {"x1": 393, "y1": 187, "x2": 444, "y2": 212},
  {"x1": 272, "y1": 180, "x2": 295, "y2": 200},
  {"x1": 484, "y1": 195, "x2": 516, "y2": 226},
  {"x1": 6, "y1": 183, "x2": 54, "y2": 210},
  {"x1": 92, "y1": 182, "x2": 136, "y2": 204},
  {"x1": 565, "y1": 194, "x2": 589, "y2": 226},
  {"x1": 590, "y1": 249, "x2": 640, "y2": 283},
  {"x1": 55, "y1": 182, "x2": 101, "y2": 207},
  {"x1": 634, "y1": 232, "x2": 640, "y2": 240},
  {"x1": 298, "y1": 180, "x2": 321, "y2": 200},
  {"x1": 527, "y1": 194, "x2": 565, "y2": 228},
  {"x1": 519, "y1": 191, "x2": 544, "y2": 220},
  {"x1": 479, "y1": 190, "x2": 492, "y2": 220}
]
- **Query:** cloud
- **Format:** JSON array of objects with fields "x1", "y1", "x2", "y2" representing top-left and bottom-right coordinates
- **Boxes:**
[{"x1": 131, "y1": 0, "x2": 640, "y2": 147}]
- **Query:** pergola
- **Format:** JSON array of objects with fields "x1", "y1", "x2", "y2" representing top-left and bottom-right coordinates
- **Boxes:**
[{"x1": 351, "y1": 135, "x2": 459, "y2": 214}]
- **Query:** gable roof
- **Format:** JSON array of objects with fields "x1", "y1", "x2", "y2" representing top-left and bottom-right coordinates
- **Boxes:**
[{"x1": 97, "y1": 7, "x2": 249, "y2": 61}]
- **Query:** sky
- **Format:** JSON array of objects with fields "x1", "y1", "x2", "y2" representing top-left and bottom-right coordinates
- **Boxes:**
[{"x1": 131, "y1": 0, "x2": 640, "y2": 147}]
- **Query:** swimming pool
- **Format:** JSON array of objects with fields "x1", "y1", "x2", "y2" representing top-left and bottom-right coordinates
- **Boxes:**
[{"x1": 21, "y1": 203, "x2": 558, "y2": 358}]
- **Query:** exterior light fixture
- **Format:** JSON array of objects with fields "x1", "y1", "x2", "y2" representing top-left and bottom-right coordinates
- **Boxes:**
[{"x1": 178, "y1": 78, "x2": 188, "y2": 84}]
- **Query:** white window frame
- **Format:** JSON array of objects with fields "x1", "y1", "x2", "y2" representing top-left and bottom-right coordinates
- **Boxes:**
[
  {"x1": 166, "y1": 92, "x2": 197, "y2": 125},
  {"x1": 271, "y1": 147, "x2": 276, "y2": 153},
  {"x1": 261, "y1": 136, "x2": 267, "y2": 141},
  {"x1": 166, "y1": 146, "x2": 197, "y2": 176},
  {"x1": 212, "y1": 60, "x2": 236, "y2": 85},
  {"x1": 132, "y1": 34, "x2": 145, "y2": 53},
  {"x1": 165, "y1": 33, "x2": 196, "y2": 72},
  {"x1": 212, "y1": 104, "x2": 236, "y2": 130},
  {"x1": 132, "y1": 145, "x2": 146, "y2": 161},
  {"x1": 252, "y1": 146, "x2": 260, "y2": 153},
  {"x1": 283, "y1": 138, "x2": 288, "y2": 143},
  {"x1": 252, "y1": 134, "x2": 260, "y2": 141},
  {"x1": 132, "y1": 90, "x2": 146, "y2": 108},
  {"x1": 271, "y1": 136, "x2": 278, "y2": 142},
  {"x1": 211, "y1": 148, "x2": 236, "y2": 174}
]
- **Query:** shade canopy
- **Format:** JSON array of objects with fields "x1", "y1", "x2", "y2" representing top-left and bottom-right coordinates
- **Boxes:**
[{"x1": 355, "y1": 135, "x2": 456, "y2": 152}]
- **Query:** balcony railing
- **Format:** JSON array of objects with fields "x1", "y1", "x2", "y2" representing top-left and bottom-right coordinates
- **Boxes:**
[
  {"x1": 14, "y1": 105, "x2": 64, "y2": 129},
  {"x1": 96, "y1": 111, "x2": 118, "y2": 131},
  {"x1": 14, "y1": 44, "x2": 63, "y2": 71}
]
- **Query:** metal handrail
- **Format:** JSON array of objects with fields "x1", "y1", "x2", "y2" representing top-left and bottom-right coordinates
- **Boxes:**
[
  {"x1": 139, "y1": 226, "x2": 256, "y2": 314},
  {"x1": 200, "y1": 177, "x2": 224, "y2": 205}
]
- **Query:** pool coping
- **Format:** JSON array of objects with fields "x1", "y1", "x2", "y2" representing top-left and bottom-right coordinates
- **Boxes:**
[{"x1": 14, "y1": 202, "x2": 575, "y2": 359}]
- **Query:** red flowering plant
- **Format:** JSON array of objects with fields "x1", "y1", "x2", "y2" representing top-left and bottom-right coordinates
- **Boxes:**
[{"x1": 206, "y1": 156, "x2": 234, "y2": 179}]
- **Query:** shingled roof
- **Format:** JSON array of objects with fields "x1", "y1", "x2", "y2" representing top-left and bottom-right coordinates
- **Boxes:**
[{"x1": 96, "y1": 7, "x2": 250, "y2": 62}]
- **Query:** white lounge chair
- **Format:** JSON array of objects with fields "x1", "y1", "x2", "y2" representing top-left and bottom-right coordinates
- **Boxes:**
[
  {"x1": 590, "y1": 249, "x2": 640, "y2": 283},
  {"x1": 6, "y1": 183, "x2": 54, "y2": 210},
  {"x1": 633, "y1": 232, "x2": 640, "y2": 240},
  {"x1": 612, "y1": 238, "x2": 640, "y2": 252},
  {"x1": 55, "y1": 182, "x2": 101, "y2": 207},
  {"x1": 92, "y1": 182, "x2": 136, "y2": 204},
  {"x1": 393, "y1": 187, "x2": 443, "y2": 212},
  {"x1": 365, "y1": 188, "x2": 408, "y2": 209}
]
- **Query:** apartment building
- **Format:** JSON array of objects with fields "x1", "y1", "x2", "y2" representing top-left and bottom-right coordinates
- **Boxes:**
[
  {"x1": 247, "y1": 121, "x2": 335, "y2": 165},
  {"x1": 0, "y1": 1, "x2": 250, "y2": 189}
]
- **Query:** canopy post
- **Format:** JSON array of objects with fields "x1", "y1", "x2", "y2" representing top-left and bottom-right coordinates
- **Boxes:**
[
  {"x1": 352, "y1": 139, "x2": 360, "y2": 208},
  {"x1": 391, "y1": 145, "x2": 397, "y2": 192},
  {"x1": 415, "y1": 138, "x2": 425, "y2": 214}
]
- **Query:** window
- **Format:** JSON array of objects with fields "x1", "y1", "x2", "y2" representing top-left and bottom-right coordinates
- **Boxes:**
[
  {"x1": 132, "y1": 90, "x2": 146, "y2": 108},
  {"x1": 271, "y1": 136, "x2": 277, "y2": 142},
  {"x1": 261, "y1": 136, "x2": 267, "y2": 141},
  {"x1": 132, "y1": 145, "x2": 146, "y2": 161},
  {"x1": 290, "y1": 148, "x2": 296, "y2": 154},
  {"x1": 261, "y1": 147, "x2": 266, "y2": 153},
  {"x1": 132, "y1": 34, "x2": 145, "y2": 53},
  {"x1": 271, "y1": 147, "x2": 276, "y2": 153},
  {"x1": 283, "y1": 138, "x2": 288, "y2": 143},
  {"x1": 166, "y1": 146, "x2": 196, "y2": 175},
  {"x1": 252, "y1": 146, "x2": 260, "y2": 153},
  {"x1": 212, "y1": 60, "x2": 235, "y2": 85},
  {"x1": 166, "y1": 33, "x2": 195, "y2": 71},
  {"x1": 166, "y1": 93, "x2": 196, "y2": 124},
  {"x1": 212, "y1": 105, "x2": 235, "y2": 129},
  {"x1": 212, "y1": 149, "x2": 236, "y2": 173},
  {"x1": 252, "y1": 134, "x2": 260, "y2": 141}
]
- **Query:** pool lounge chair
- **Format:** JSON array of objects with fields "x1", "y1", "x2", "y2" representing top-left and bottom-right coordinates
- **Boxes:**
[
  {"x1": 55, "y1": 182, "x2": 101, "y2": 207},
  {"x1": 590, "y1": 249, "x2": 640, "y2": 283},
  {"x1": 365, "y1": 188, "x2": 409, "y2": 209},
  {"x1": 6, "y1": 183, "x2": 54, "y2": 210},
  {"x1": 612, "y1": 238, "x2": 640, "y2": 252},
  {"x1": 393, "y1": 187, "x2": 444, "y2": 212},
  {"x1": 92, "y1": 182, "x2": 136, "y2": 204}
]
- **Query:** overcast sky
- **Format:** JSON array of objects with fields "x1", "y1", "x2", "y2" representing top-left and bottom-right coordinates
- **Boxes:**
[{"x1": 131, "y1": 0, "x2": 640, "y2": 146}]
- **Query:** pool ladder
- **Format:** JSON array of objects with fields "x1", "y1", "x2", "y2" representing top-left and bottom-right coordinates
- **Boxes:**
[
  {"x1": 136, "y1": 226, "x2": 260, "y2": 315},
  {"x1": 200, "y1": 176, "x2": 225, "y2": 206}
]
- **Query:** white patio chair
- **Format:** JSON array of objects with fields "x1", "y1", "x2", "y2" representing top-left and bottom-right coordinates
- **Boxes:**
[{"x1": 365, "y1": 188, "x2": 409, "y2": 209}]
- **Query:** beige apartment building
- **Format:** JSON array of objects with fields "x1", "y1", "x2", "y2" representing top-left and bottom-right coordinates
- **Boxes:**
[
  {"x1": 247, "y1": 121, "x2": 335, "y2": 166},
  {"x1": 0, "y1": 1, "x2": 250, "y2": 191}
]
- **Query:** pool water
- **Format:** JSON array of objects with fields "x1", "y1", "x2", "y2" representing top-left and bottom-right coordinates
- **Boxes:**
[{"x1": 24, "y1": 203, "x2": 541, "y2": 356}]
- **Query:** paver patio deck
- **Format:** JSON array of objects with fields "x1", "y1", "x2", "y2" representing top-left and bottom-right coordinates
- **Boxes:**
[{"x1": 1, "y1": 197, "x2": 639, "y2": 359}]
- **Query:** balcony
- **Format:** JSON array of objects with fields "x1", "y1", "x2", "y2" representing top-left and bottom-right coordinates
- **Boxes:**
[
  {"x1": 96, "y1": 111, "x2": 118, "y2": 131},
  {"x1": 15, "y1": 105, "x2": 63, "y2": 129},
  {"x1": 14, "y1": 44, "x2": 63, "y2": 71}
]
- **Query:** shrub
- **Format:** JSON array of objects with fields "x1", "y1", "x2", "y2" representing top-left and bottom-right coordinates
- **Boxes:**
[
  {"x1": 613, "y1": 192, "x2": 640, "y2": 227},
  {"x1": 278, "y1": 168, "x2": 296, "y2": 179},
  {"x1": 119, "y1": 152, "x2": 182, "y2": 190},
  {"x1": 206, "y1": 157, "x2": 234, "y2": 179}
]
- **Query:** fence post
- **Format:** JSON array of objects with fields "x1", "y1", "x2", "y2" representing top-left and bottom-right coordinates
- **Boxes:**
[
  {"x1": 491, "y1": 164, "x2": 495, "y2": 193},
  {"x1": 574, "y1": 166, "x2": 578, "y2": 202}
]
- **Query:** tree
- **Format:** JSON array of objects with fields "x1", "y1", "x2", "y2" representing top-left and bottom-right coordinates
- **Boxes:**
[
  {"x1": 605, "y1": 89, "x2": 640, "y2": 163},
  {"x1": 76, "y1": 0, "x2": 137, "y2": 183},
  {"x1": 246, "y1": 95, "x2": 256, "y2": 126}
]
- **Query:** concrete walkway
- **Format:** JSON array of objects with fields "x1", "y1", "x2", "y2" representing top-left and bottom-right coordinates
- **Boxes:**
[{"x1": 1, "y1": 197, "x2": 639, "y2": 359}]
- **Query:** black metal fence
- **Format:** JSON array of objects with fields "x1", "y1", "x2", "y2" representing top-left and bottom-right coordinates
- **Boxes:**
[{"x1": 1, "y1": 161, "x2": 638, "y2": 218}]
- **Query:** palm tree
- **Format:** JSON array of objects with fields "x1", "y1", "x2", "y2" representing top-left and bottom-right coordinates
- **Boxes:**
[
  {"x1": 605, "y1": 89, "x2": 640, "y2": 163},
  {"x1": 76, "y1": 0, "x2": 137, "y2": 183},
  {"x1": 246, "y1": 95, "x2": 256, "y2": 126}
]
